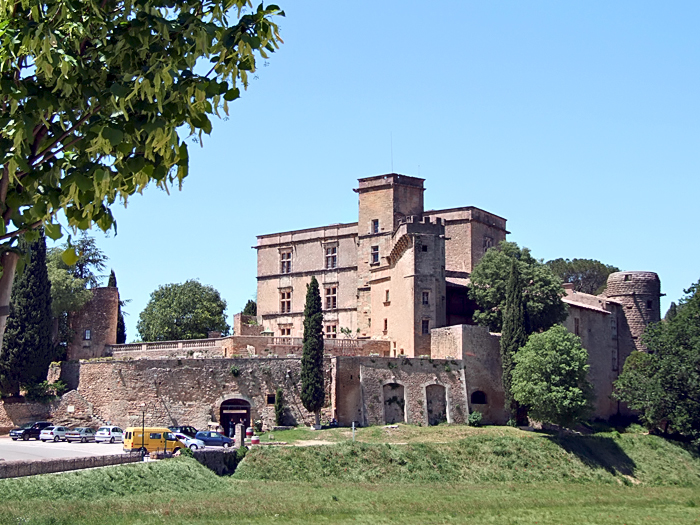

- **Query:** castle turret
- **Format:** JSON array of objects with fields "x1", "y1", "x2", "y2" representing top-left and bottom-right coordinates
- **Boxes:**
[{"x1": 604, "y1": 271, "x2": 662, "y2": 353}]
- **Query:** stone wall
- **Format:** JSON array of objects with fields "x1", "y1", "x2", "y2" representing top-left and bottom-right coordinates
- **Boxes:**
[
  {"x1": 331, "y1": 356, "x2": 468, "y2": 427},
  {"x1": 0, "y1": 454, "x2": 140, "y2": 479},
  {"x1": 233, "y1": 314, "x2": 264, "y2": 336},
  {"x1": 0, "y1": 399, "x2": 52, "y2": 434},
  {"x1": 56, "y1": 358, "x2": 333, "y2": 431},
  {"x1": 431, "y1": 325, "x2": 508, "y2": 425}
]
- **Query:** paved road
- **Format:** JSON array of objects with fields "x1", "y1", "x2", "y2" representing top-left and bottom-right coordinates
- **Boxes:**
[{"x1": 0, "y1": 436, "x2": 124, "y2": 461}]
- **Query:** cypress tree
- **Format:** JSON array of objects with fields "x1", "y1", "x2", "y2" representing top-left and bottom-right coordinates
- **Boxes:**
[
  {"x1": 0, "y1": 234, "x2": 54, "y2": 396},
  {"x1": 500, "y1": 258, "x2": 528, "y2": 420},
  {"x1": 301, "y1": 276, "x2": 324, "y2": 428},
  {"x1": 108, "y1": 269, "x2": 127, "y2": 344},
  {"x1": 242, "y1": 299, "x2": 257, "y2": 316},
  {"x1": 274, "y1": 387, "x2": 285, "y2": 426}
]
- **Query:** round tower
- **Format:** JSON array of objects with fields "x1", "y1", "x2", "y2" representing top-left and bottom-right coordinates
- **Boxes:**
[{"x1": 604, "y1": 271, "x2": 661, "y2": 352}]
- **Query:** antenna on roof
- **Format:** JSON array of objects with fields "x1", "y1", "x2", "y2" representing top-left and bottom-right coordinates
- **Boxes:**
[{"x1": 390, "y1": 132, "x2": 393, "y2": 173}]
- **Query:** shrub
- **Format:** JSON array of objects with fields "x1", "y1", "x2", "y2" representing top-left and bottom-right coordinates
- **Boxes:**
[
  {"x1": 230, "y1": 366, "x2": 240, "y2": 377},
  {"x1": 468, "y1": 411, "x2": 483, "y2": 427},
  {"x1": 274, "y1": 388, "x2": 285, "y2": 426}
]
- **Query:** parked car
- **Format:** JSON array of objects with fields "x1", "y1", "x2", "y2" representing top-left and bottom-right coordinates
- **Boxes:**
[
  {"x1": 194, "y1": 431, "x2": 233, "y2": 448},
  {"x1": 9, "y1": 421, "x2": 52, "y2": 441},
  {"x1": 171, "y1": 432, "x2": 206, "y2": 450},
  {"x1": 122, "y1": 427, "x2": 187, "y2": 454},
  {"x1": 168, "y1": 425, "x2": 199, "y2": 438},
  {"x1": 95, "y1": 426, "x2": 124, "y2": 443},
  {"x1": 65, "y1": 427, "x2": 97, "y2": 443},
  {"x1": 40, "y1": 426, "x2": 68, "y2": 442}
]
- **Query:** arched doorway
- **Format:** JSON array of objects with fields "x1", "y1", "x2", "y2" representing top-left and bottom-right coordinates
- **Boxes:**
[
  {"x1": 219, "y1": 399, "x2": 251, "y2": 437},
  {"x1": 383, "y1": 383, "x2": 405, "y2": 424},
  {"x1": 426, "y1": 384, "x2": 447, "y2": 426}
]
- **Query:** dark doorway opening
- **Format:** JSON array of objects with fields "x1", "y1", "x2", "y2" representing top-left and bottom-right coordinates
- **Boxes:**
[{"x1": 220, "y1": 398, "x2": 251, "y2": 438}]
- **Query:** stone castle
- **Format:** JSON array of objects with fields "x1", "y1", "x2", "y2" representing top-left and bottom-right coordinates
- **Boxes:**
[{"x1": 0, "y1": 174, "x2": 662, "y2": 433}]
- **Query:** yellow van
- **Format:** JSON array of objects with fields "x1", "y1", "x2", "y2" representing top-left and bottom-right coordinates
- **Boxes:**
[{"x1": 123, "y1": 427, "x2": 186, "y2": 455}]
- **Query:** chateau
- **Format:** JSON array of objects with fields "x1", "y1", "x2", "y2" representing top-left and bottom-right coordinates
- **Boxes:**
[
  {"x1": 255, "y1": 174, "x2": 507, "y2": 356},
  {"x1": 0, "y1": 174, "x2": 663, "y2": 433}
]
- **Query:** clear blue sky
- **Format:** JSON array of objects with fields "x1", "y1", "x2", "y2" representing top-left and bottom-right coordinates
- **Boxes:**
[{"x1": 63, "y1": 1, "x2": 699, "y2": 342}]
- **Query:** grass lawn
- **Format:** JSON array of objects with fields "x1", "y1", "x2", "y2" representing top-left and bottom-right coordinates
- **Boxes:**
[{"x1": 1, "y1": 426, "x2": 699, "y2": 524}]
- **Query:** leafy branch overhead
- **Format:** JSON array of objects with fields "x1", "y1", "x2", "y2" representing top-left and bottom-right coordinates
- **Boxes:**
[{"x1": 0, "y1": 0, "x2": 284, "y2": 255}]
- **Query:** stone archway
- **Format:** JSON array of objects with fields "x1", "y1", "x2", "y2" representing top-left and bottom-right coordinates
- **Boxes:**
[
  {"x1": 426, "y1": 384, "x2": 447, "y2": 426},
  {"x1": 219, "y1": 398, "x2": 251, "y2": 437},
  {"x1": 383, "y1": 383, "x2": 405, "y2": 424}
]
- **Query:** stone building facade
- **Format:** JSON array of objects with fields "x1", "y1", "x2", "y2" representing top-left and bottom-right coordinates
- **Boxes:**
[
  {"x1": 256, "y1": 174, "x2": 508, "y2": 357},
  {"x1": 66, "y1": 287, "x2": 120, "y2": 361}
]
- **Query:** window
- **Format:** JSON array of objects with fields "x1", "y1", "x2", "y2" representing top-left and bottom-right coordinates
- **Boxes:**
[
  {"x1": 385, "y1": 290, "x2": 390, "y2": 303},
  {"x1": 483, "y1": 236, "x2": 494, "y2": 253},
  {"x1": 325, "y1": 324, "x2": 337, "y2": 339},
  {"x1": 471, "y1": 391, "x2": 487, "y2": 404},
  {"x1": 280, "y1": 250, "x2": 292, "y2": 274},
  {"x1": 84, "y1": 329, "x2": 91, "y2": 340},
  {"x1": 280, "y1": 326, "x2": 291, "y2": 336},
  {"x1": 149, "y1": 433, "x2": 162, "y2": 439},
  {"x1": 383, "y1": 318, "x2": 388, "y2": 333},
  {"x1": 422, "y1": 291, "x2": 430, "y2": 305},
  {"x1": 267, "y1": 393, "x2": 276, "y2": 405},
  {"x1": 421, "y1": 319, "x2": 430, "y2": 335},
  {"x1": 371, "y1": 246, "x2": 379, "y2": 264},
  {"x1": 574, "y1": 318, "x2": 580, "y2": 336},
  {"x1": 280, "y1": 291, "x2": 292, "y2": 313},
  {"x1": 646, "y1": 300, "x2": 653, "y2": 310},
  {"x1": 325, "y1": 286, "x2": 337, "y2": 310},
  {"x1": 372, "y1": 219, "x2": 379, "y2": 234},
  {"x1": 422, "y1": 244, "x2": 428, "y2": 252},
  {"x1": 325, "y1": 246, "x2": 337, "y2": 269},
  {"x1": 624, "y1": 274, "x2": 631, "y2": 282}
]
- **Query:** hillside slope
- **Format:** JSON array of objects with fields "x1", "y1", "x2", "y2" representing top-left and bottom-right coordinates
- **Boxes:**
[{"x1": 235, "y1": 430, "x2": 700, "y2": 486}]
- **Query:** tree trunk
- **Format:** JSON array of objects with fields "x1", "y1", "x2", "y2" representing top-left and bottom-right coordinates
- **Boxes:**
[
  {"x1": 0, "y1": 251, "x2": 19, "y2": 351},
  {"x1": 314, "y1": 411, "x2": 321, "y2": 430}
]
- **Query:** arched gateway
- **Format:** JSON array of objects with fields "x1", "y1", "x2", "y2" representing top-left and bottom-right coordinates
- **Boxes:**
[{"x1": 219, "y1": 399, "x2": 251, "y2": 437}]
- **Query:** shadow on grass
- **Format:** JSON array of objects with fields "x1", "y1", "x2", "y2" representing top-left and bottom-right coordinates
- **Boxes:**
[{"x1": 547, "y1": 434, "x2": 636, "y2": 477}]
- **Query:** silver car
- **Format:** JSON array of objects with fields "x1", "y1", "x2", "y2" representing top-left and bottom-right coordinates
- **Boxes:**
[
  {"x1": 39, "y1": 426, "x2": 68, "y2": 442},
  {"x1": 95, "y1": 426, "x2": 124, "y2": 443},
  {"x1": 172, "y1": 432, "x2": 206, "y2": 450},
  {"x1": 65, "y1": 427, "x2": 97, "y2": 443}
]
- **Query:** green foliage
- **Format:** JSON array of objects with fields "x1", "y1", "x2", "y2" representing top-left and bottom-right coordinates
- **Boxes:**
[
  {"x1": 511, "y1": 326, "x2": 594, "y2": 430},
  {"x1": 301, "y1": 276, "x2": 324, "y2": 419},
  {"x1": 24, "y1": 380, "x2": 67, "y2": 402},
  {"x1": 242, "y1": 299, "x2": 257, "y2": 316},
  {"x1": 614, "y1": 280, "x2": 700, "y2": 438},
  {"x1": 469, "y1": 241, "x2": 567, "y2": 333},
  {"x1": 274, "y1": 387, "x2": 285, "y2": 426},
  {"x1": 546, "y1": 258, "x2": 620, "y2": 295},
  {"x1": 230, "y1": 365, "x2": 240, "y2": 377},
  {"x1": 0, "y1": 0, "x2": 284, "y2": 256},
  {"x1": 500, "y1": 258, "x2": 529, "y2": 416},
  {"x1": 467, "y1": 411, "x2": 483, "y2": 427},
  {"x1": 137, "y1": 279, "x2": 230, "y2": 341},
  {"x1": 0, "y1": 234, "x2": 55, "y2": 396},
  {"x1": 664, "y1": 301, "x2": 678, "y2": 322}
]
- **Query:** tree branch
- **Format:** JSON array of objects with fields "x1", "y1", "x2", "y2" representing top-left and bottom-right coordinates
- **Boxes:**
[{"x1": 0, "y1": 221, "x2": 42, "y2": 241}]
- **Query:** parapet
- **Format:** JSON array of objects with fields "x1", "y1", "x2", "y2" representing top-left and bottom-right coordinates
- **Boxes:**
[{"x1": 604, "y1": 271, "x2": 661, "y2": 298}]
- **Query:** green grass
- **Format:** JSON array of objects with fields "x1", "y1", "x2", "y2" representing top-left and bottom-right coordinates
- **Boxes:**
[{"x1": 1, "y1": 427, "x2": 700, "y2": 524}]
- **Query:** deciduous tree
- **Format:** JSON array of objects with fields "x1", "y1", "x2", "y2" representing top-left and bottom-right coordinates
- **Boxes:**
[
  {"x1": 0, "y1": 0, "x2": 284, "y2": 349},
  {"x1": 469, "y1": 241, "x2": 567, "y2": 334},
  {"x1": 0, "y1": 234, "x2": 54, "y2": 396},
  {"x1": 511, "y1": 325, "x2": 594, "y2": 430},
  {"x1": 137, "y1": 280, "x2": 230, "y2": 341},
  {"x1": 546, "y1": 258, "x2": 619, "y2": 295},
  {"x1": 301, "y1": 276, "x2": 324, "y2": 428},
  {"x1": 614, "y1": 280, "x2": 700, "y2": 438}
]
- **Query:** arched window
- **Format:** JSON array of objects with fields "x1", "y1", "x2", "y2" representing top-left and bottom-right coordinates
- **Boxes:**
[{"x1": 471, "y1": 390, "x2": 487, "y2": 405}]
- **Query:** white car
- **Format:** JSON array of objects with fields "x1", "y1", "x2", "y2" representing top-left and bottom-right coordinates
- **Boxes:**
[
  {"x1": 95, "y1": 426, "x2": 124, "y2": 443},
  {"x1": 39, "y1": 426, "x2": 68, "y2": 442},
  {"x1": 172, "y1": 432, "x2": 206, "y2": 450}
]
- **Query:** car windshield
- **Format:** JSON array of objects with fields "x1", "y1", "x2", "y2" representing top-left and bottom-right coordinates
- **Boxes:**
[
  {"x1": 97, "y1": 427, "x2": 109, "y2": 432},
  {"x1": 44, "y1": 427, "x2": 55, "y2": 431},
  {"x1": 20, "y1": 423, "x2": 33, "y2": 429},
  {"x1": 73, "y1": 428, "x2": 84, "y2": 432}
]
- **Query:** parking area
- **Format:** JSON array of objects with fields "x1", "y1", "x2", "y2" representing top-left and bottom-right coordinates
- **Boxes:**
[{"x1": 0, "y1": 436, "x2": 124, "y2": 462}]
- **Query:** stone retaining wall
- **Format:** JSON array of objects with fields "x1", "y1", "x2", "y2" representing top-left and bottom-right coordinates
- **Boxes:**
[{"x1": 0, "y1": 453, "x2": 140, "y2": 479}]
